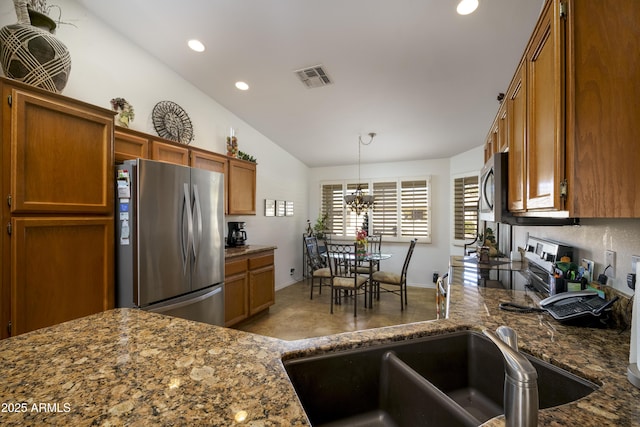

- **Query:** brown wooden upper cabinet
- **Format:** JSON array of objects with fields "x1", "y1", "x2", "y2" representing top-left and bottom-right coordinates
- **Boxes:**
[
  {"x1": 507, "y1": 60, "x2": 526, "y2": 213},
  {"x1": 114, "y1": 128, "x2": 149, "y2": 161},
  {"x1": 228, "y1": 158, "x2": 257, "y2": 215},
  {"x1": 486, "y1": 0, "x2": 640, "y2": 218},
  {"x1": 9, "y1": 88, "x2": 114, "y2": 214},
  {"x1": 150, "y1": 140, "x2": 189, "y2": 166},
  {"x1": 524, "y1": 0, "x2": 564, "y2": 212},
  {"x1": 114, "y1": 127, "x2": 257, "y2": 215},
  {"x1": 497, "y1": 102, "x2": 508, "y2": 153}
]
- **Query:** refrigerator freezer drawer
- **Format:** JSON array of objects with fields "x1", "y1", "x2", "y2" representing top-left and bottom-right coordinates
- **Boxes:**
[{"x1": 145, "y1": 284, "x2": 224, "y2": 326}]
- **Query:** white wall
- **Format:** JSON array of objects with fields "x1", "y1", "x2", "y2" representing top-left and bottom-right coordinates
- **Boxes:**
[
  {"x1": 309, "y1": 159, "x2": 452, "y2": 288},
  {"x1": 0, "y1": 0, "x2": 309, "y2": 290}
]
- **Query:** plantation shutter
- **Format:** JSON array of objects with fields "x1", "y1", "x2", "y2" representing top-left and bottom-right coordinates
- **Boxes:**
[
  {"x1": 321, "y1": 184, "x2": 344, "y2": 235},
  {"x1": 400, "y1": 179, "x2": 429, "y2": 238},
  {"x1": 454, "y1": 176, "x2": 479, "y2": 240},
  {"x1": 372, "y1": 181, "x2": 398, "y2": 237}
]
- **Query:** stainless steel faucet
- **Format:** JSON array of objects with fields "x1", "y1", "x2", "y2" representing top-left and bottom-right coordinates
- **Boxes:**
[{"x1": 483, "y1": 326, "x2": 539, "y2": 427}]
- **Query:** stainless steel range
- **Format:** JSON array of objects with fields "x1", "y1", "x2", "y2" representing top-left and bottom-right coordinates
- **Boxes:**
[{"x1": 521, "y1": 235, "x2": 574, "y2": 296}]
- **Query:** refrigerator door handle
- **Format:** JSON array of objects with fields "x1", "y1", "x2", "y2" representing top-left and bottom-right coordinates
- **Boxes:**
[
  {"x1": 192, "y1": 184, "x2": 203, "y2": 266},
  {"x1": 182, "y1": 183, "x2": 194, "y2": 275}
]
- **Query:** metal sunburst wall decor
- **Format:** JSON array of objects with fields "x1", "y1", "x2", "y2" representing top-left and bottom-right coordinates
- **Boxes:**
[{"x1": 152, "y1": 100, "x2": 194, "y2": 144}]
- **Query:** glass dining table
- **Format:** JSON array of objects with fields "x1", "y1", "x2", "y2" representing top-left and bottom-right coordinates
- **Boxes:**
[{"x1": 322, "y1": 251, "x2": 392, "y2": 308}]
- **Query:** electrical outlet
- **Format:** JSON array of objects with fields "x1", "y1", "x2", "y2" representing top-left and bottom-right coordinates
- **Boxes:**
[
  {"x1": 290, "y1": 268, "x2": 295, "y2": 276},
  {"x1": 605, "y1": 250, "x2": 616, "y2": 278},
  {"x1": 632, "y1": 255, "x2": 640, "y2": 275},
  {"x1": 432, "y1": 272, "x2": 439, "y2": 283}
]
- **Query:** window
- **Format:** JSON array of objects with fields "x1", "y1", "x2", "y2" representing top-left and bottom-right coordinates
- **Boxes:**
[
  {"x1": 320, "y1": 183, "x2": 344, "y2": 235},
  {"x1": 453, "y1": 175, "x2": 479, "y2": 241},
  {"x1": 320, "y1": 177, "x2": 431, "y2": 242}
]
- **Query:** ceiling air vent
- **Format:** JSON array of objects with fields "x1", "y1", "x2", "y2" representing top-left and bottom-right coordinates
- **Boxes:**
[{"x1": 294, "y1": 65, "x2": 333, "y2": 89}]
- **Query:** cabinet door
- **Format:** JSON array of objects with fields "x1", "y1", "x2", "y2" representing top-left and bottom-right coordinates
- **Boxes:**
[
  {"x1": 228, "y1": 159, "x2": 256, "y2": 215},
  {"x1": 507, "y1": 61, "x2": 526, "y2": 212},
  {"x1": 483, "y1": 133, "x2": 493, "y2": 164},
  {"x1": 497, "y1": 103, "x2": 508, "y2": 153},
  {"x1": 224, "y1": 258, "x2": 248, "y2": 326},
  {"x1": 11, "y1": 217, "x2": 114, "y2": 336},
  {"x1": 191, "y1": 150, "x2": 228, "y2": 214},
  {"x1": 224, "y1": 272, "x2": 249, "y2": 327},
  {"x1": 190, "y1": 149, "x2": 227, "y2": 174},
  {"x1": 249, "y1": 265, "x2": 275, "y2": 315},
  {"x1": 248, "y1": 252, "x2": 275, "y2": 315},
  {"x1": 9, "y1": 89, "x2": 114, "y2": 214},
  {"x1": 150, "y1": 140, "x2": 189, "y2": 166},
  {"x1": 525, "y1": 0, "x2": 565, "y2": 211},
  {"x1": 115, "y1": 128, "x2": 149, "y2": 162}
]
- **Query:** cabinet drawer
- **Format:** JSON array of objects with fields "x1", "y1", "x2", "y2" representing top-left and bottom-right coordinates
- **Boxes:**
[
  {"x1": 225, "y1": 258, "x2": 248, "y2": 277},
  {"x1": 249, "y1": 253, "x2": 274, "y2": 270}
]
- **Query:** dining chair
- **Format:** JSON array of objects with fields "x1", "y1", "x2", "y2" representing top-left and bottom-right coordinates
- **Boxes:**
[
  {"x1": 304, "y1": 236, "x2": 331, "y2": 299},
  {"x1": 371, "y1": 239, "x2": 417, "y2": 310},
  {"x1": 326, "y1": 242, "x2": 369, "y2": 317},
  {"x1": 354, "y1": 235, "x2": 382, "y2": 275}
]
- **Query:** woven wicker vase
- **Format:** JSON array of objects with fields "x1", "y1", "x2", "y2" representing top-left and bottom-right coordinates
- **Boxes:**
[{"x1": 0, "y1": 13, "x2": 71, "y2": 93}]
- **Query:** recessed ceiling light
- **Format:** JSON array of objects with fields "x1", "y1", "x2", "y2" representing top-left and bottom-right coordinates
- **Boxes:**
[
  {"x1": 235, "y1": 81, "x2": 249, "y2": 91},
  {"x1": 188, "y1": 39, "x2": 205, "y2": 52},
  {"x1": 457, "y1": 0, "x2": 479, "y2": 15}
]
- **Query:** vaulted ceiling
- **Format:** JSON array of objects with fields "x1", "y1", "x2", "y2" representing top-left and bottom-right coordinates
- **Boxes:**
[{"x1": 79, "y1": 0, "x2": 544, "y2": 167}]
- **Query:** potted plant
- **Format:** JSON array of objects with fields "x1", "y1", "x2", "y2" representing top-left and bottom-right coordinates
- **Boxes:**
[{"x1": 312, "y1": 214, "x2": 329, "y2": 240}]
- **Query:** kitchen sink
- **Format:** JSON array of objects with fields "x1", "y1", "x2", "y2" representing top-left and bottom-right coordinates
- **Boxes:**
[{"x1": 283, "y1": 330, "x2": 598, "y2": 427}]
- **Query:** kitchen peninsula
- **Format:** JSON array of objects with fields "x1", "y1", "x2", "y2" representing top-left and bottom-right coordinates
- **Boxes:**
[{"x1": 0, "y1": 277, "x2": 637, "y2": 426}]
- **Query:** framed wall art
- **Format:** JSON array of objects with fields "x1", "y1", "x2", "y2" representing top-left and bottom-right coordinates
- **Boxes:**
[
  {"x1": 264, "y1": 199, "x2": 275, "y2": 217},
  {"x1": 285, "y1": 201, "x2": 294, "y2": 216}
]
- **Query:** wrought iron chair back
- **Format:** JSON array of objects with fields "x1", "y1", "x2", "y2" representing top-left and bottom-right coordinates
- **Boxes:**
[
  {"x1": 326, "y1": 242, "x2": 368, "y2": 317},
  {"x1": 304, "y1": 236, "x2": 326, "y2": 271},
  {"x1": 371, "y1": 239, "x2": 417, "y2": 310},
  {"x1": 304, "y1": 236, "x2": 331, "y2": 299}
]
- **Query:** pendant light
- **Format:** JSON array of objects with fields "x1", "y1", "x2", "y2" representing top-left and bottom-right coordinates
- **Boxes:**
[{"x1": 344, "y1": 132, "x2": 376, "y2": 216}]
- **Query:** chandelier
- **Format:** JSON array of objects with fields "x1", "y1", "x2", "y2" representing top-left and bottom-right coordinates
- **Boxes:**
[{"x1": 344, "y1": 132, "x2": 376, "y2": 216}]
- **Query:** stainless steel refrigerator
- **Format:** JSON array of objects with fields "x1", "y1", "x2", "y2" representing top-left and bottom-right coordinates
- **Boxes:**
[{"x1": 115, "y1": 158, "x2": 225, "y2": 326}]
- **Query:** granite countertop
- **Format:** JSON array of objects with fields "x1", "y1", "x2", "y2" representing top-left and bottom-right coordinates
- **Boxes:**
[
  {"x1": 449, "y1": 255, "x2": 527, "y2": 271},
  {"x1": 225, "y1": 244, "x2": 277, "y2": 258},
  {"x1": 1, "y1": 272, "x2": 638, "y2": 425}
]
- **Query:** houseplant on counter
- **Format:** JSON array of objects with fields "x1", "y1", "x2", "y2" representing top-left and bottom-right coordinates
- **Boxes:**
[
  {"x1": 478, "y1": 227, "x2": 499, "y2": 257},
  {"x1": 0, "y1": 0, "x2": 72, "y2": 93}
]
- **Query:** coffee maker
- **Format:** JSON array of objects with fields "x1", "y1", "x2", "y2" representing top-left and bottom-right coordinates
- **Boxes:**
[{"x1": 227, "y1": 222, "x2": 247, "y2": 247}]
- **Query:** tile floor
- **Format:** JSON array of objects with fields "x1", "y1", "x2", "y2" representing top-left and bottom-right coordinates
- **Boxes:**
[{"x1": 233, "y1": 280, "x2": 437, "y2": 340}]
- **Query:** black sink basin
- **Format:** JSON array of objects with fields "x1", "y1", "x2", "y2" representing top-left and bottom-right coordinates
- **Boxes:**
[{"x1": 283, "y1": 331, "x2": 598, "y2": 427}]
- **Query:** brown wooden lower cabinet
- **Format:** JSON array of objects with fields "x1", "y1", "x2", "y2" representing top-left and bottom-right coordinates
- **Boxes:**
[
  {"x1": 10, "y1": 216, "x2": 114, "y2": 336},
  {"x1": 224, "y1": 249, "x2": 275, "y2": 327},
  {"x1": 224, "y1": 258, "x2": 249, "y2": 326}
]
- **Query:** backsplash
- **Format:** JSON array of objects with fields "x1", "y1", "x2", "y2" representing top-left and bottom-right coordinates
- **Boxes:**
[{"x1": 512, "y1": 218, "x2": 640, "y2": 296}]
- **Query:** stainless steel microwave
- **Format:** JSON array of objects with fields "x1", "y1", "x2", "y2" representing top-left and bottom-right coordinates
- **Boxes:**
[
  {"x1": 479, "y1": 152, "x2": 579, "y2": 226},
  {"x1": 479, "y1": 152, "x2": 509, "y2": 223}
]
